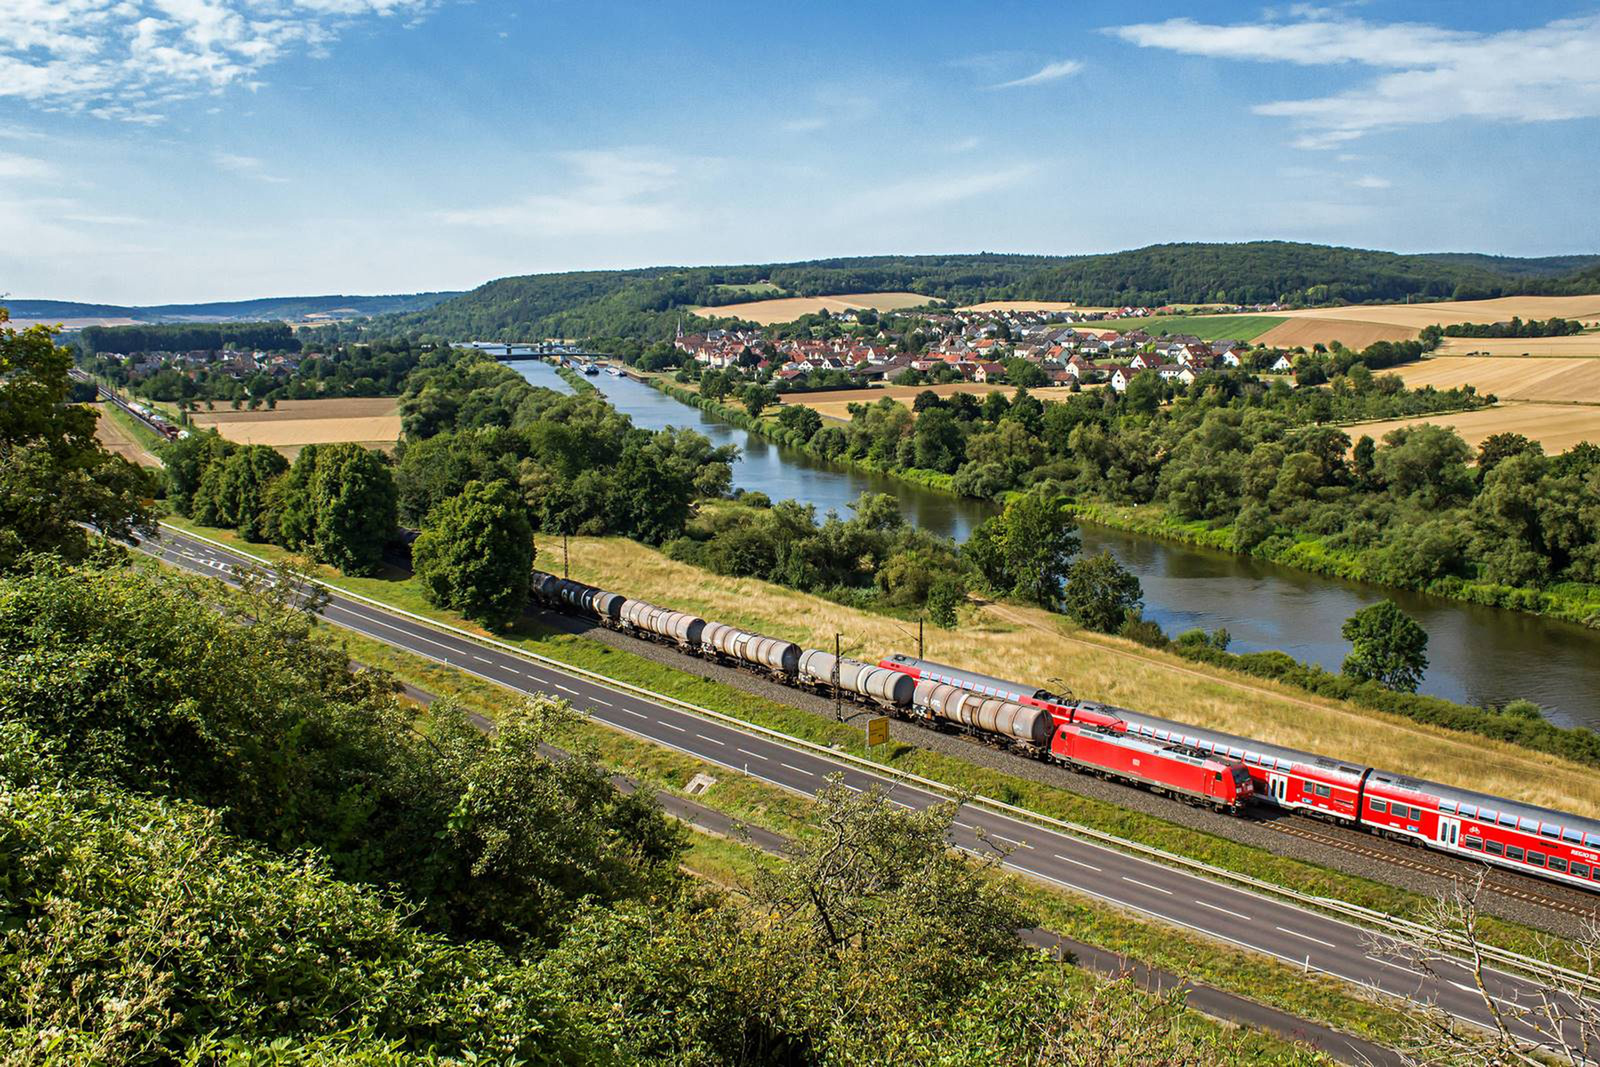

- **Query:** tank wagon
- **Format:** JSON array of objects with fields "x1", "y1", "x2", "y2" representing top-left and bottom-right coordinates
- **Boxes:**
[
  {"x1": 909, "y1": 679, "x2": 1055, "y2": 749},
  {"x1": 879, "y1": 654, "x2": 1126, "y2": 732},
  {"x1": 797, "y1": 650, "x2": 915, "y2": 707}
]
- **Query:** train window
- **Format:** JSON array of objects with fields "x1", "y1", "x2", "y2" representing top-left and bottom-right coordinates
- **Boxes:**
[
  {"x1": 1463, "y1": 837, "x2": 1482, "y2": 851},
  {"x1": 1479, "y1": 808, "x2": 1497, "y2": 823},
  {"x1": 1574, "y1": 863, "x2": 1593, "y2": 879},
  {"x1": 1459, "y1": 803, "x2": 1476, "y2": 819},
  {"x1": 1499, "y1": 814, "x2": 1518, "y2": 828},
  {"x1": 1370, "y1": 799, "x2": 1388, "y2": 814},
  {"x1": 1230, "y1": 747, "x2": 1244, "y2": 759},
  {"x1": 1314, "y1": 784, "x2": 1331, "y2": 798},
  {"x1": 1550, "y1": 857, "x2": 1569, "y2": 873},
  {"x1": 1564, "y1": 829, "x2": 1584, "y2": 844},
  {"x1": 1585, "y1": 832, "x2": 1600, "y2": 848},
  {"x1": 1528, "y1": 852, "x2": 1547, "y2": 867},
  {"x1": 1520, "y1": 817, "x2": 1539, "y2": 833},
  {"x1": 1440, "y1": 800, "x2": 1457, "y2": 814},
  {"x1": 1213, "y1": 771, "x2": 1222, "y2": 783},
  {"x1": 1485, "y1": 841, "x2": 1505, "y2": 856},
  {"x1": 1506, "y1": 846, "x2": 1525, "y2": 862},
  {"x1": 1541, "y1": 824, "x2": 1561, "y2": 839}
]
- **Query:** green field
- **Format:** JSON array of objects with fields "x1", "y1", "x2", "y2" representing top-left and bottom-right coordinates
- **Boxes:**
[{"x1": 1082, "y1": 313, "x2": 1284, "y2": 342}]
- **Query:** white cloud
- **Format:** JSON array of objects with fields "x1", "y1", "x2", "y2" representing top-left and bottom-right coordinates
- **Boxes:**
[
  {"x1": 1350, "y1": 175, "x2": 1390, "y2": 189},
  {"x1": 438, "y1": 149, "x2": 697, "y2": 237},
  {"x1": 990, "y1": 59, "x2": 1084, "y2": 89},
  {"x1": 214, "y1": 151, "x2": 289, "y2": 182},
  {"x1": 0, "y1": 0, "x2": 436, "y2": 121},
  {"x1": 1109, "y1": 13, "x2": 1600, "y2": 145},
  {"x1": 780, "y1": 116, "x2": 828, "y2": 133},
  {"x1": 0, "y1": 153, "x2": 55, "y2": 180}
]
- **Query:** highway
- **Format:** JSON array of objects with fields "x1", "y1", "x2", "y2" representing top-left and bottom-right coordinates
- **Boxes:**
[{"x1": 141, "y1": 524, "x2": 1585, "y2": 1053}]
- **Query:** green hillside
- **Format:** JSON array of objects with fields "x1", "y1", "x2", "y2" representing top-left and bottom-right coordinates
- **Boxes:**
[{"x1": 388, "y1": 242, "x2": 1600, "y2": 343}]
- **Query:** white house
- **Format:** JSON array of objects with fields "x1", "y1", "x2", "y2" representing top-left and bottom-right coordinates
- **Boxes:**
[{"x1": 1270, "y1": 355, "x2": 1295, "y2": 372}]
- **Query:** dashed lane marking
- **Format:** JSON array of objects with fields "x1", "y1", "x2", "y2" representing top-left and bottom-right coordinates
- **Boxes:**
[
  {"x1": 1053, "y1": 854, "x2": 1102, "y2": 872},
  {"x1": 736, "y1": 747, "x2": 768, "y2": 760},
  {"x1": 1276, "y1": 926, "x2": 1338, "y2": 950},
  {"x1": 780, "y1": 763, "x2": 814, "y2": 776},
  {"x1": 696, "y1": 734, "x2": 725, "y2": 746},
  {"x1": 1121, "y1": 876, "x2": 1173, "y2": 895}
]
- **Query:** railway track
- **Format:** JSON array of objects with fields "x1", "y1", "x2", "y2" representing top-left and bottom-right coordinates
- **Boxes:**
[{"x1": 1265, "y1": 817, "x2": 1600, "y2": 919}]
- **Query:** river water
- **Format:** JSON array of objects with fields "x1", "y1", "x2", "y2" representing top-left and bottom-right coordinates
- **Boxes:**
[{"x1": 512, "y1": 360, "x2": 1600, "y2": 730}]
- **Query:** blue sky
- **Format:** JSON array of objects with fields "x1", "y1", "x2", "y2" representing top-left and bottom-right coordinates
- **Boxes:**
[{"x1": 4, "y1": 1, "x2": 1599, "y2": 303}]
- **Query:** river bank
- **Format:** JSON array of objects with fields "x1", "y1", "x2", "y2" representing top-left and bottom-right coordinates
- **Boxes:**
[
  {"x1": 638, "y1": 371, "x2": 1600, "y2": 632},
  {"x1": 510, "y1": 358, "x2": 1600, "y2": 728}
]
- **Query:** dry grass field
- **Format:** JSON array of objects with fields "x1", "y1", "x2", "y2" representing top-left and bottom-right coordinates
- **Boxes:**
[
  {"x1": 1346, "y1": 402, "x2": 1600, "y2": 454},
  {"x1": 1390, "y1": 356, "x2": 1600, "y2": 404},
  {"x1": 1255, "y1": 318, "x2": 1418, "y2": 350},
  {"x1": 1433, "y1": 335, "x2": 1600, "y2": 358},
  {"x1": 191, "y1": 397, "x2": 401, "y2": 455},
  {"x1": 690, "y1": 292, "x2": 933, "y2": 324},
  {"x1": 91, "y1": 403, "x2": 162, "y2": 467},
  {"x1": 778, "y1": 381, "x2": 1082, "y2": 421},
  {"x1": 534, "y1": 533, "x2": 1600, "y2": 820}
]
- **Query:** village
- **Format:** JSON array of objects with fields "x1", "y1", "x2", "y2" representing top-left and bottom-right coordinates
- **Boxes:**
[{"x1": 673, "y1": 305, "x2": 1280, "y2": 394}]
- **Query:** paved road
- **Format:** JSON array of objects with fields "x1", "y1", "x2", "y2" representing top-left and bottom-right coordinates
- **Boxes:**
[{"x1": 142, "y1": 525, "x2": 1581, "y2": 1053}]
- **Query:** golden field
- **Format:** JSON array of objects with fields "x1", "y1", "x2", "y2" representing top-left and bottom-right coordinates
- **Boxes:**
[
  {"x1": 91, "y1": 403, "x2": 162, "y2": 467},
  {"x1": 957, "y1": 301, "x2": 1119, "y2": 314},
  {"x1": 1346, "y1": 402, "x2": 1600, "y2": 454},
  {"x1": 534, "y1": 533, "x2": 1600, "y2": 821},
  {"x1": 1255, "y1": 318, "x2": 1417, "y2": 351},
  {"x1": 777, "y1": 381, "x2": 1083, "y2": 422},
  {"x1": 1433, "y1": 335, "x2": 1600, "y2": 358},
  {"x1": 690, "y1": 292, "x2": 933, "y2": 325},
  {"x1": 1276, "y1": 294, "x2": 1600, "y2": 331},
  {"x1": 190, "y1": 397, "x2": 401, "y2": 456},
  {"x1": 1389, "y1": 356, "x2": 1600, "y2": 404}
]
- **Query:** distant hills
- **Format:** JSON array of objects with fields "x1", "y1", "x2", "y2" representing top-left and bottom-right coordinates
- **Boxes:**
[
  {"x1": 5, "y1": 292, "x2": 460, "y2": 326},
  {"x1": 382, "y1": 242, "x2": 1600, "y2": 342},
  {"x1": 13, "y1": 242, "x2": 1600, "y2": 342}
]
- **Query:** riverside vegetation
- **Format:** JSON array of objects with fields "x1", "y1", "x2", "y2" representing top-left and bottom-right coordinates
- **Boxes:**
[{"x1": 647, "y1": 341, "x2": 1600, "y2": 630}]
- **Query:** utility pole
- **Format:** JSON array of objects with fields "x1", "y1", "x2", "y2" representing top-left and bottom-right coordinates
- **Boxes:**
[
  {"x1": 918, "y1": 615, "x2": 924, "y2": 659},
  {"x1": 563, "y1": 533, "x2": 569, "y2": 579},
  {"x1": 833, "y1": 632, "x2": 843, "y2": 722}
]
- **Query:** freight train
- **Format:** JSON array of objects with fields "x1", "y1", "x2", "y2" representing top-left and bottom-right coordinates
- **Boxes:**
[{"x1": 529, "y1": 572, "x2": 1600, "y2": 893}]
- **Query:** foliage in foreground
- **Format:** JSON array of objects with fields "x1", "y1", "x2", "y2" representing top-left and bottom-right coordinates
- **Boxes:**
[{"x1": 0, "y1": 560, "x2": 1330, "y2": 1065}]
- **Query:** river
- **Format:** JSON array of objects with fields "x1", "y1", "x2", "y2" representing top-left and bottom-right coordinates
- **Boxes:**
[{"x1": 511, "y1": 359, "x2": 1600, "y2": 730}]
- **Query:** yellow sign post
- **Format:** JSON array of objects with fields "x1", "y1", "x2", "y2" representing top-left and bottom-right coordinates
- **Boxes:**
[{"x1": 866, "y1": 715, "x2": 890, "y2": 747}]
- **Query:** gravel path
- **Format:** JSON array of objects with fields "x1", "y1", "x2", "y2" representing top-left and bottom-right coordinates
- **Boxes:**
[{"x1": 528, "y1": 606, "x2": 1592, "y2": 938}]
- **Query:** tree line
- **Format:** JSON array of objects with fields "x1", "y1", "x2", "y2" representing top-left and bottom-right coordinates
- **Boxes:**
[
  {"x1": 76, "y1": 320, "x2": 301, "y2": 355},
  {"x1": 1441, "y1": 317, "x2": 1585, "y2": 338}
]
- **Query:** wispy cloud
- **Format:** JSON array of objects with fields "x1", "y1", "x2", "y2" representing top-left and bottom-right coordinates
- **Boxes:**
[
  {"x1": 1109, "y1": 13, "x2": 1600, "y2": 146},
  {"x1": 838, "y1": 165, "x2": 1035, "y2": 219},
  {"x1": 0, "y1": 0, "x2": 439, "y2": 122},
  {"x1": 438, "y1": 149, "x2": 699, "y2": 237},
  {"x1": 0, "y1": 153, "x2": 55, "y2": 180},
  {"x1": 1350, "y1": 175, "x2": 1391, "y2": 189},
  {"x1": 780, "y1": 116, "x2": 828, "y2": 133},
  {"x1": 990, "y1": 59, "x2": 1084, "y2": 89},
  {"x1": 214, "y1": 152, "x2": 289, "y2": 183}
]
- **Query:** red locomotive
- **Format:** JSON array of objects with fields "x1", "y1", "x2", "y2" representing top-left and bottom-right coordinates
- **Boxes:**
[{"x1": 1051, "y1": 722, "x2": 1253, "y2": 813}]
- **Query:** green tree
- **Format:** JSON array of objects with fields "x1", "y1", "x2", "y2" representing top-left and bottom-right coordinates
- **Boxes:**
[
  {"x1": 0, "y1": 311, "x2": 155, "y2": 570},
  {"x1": 1061, "y1": 550, "x2": 1144, "y2": 632},
  {"x1": 925, "y1": 575, "x2": 964, "y2": 627},
  {"x1": 413, "y1": 479, "x2": 534, "y2": 627},
  {"x1": 191, "y1": 444, "x2": 288, "y2": 541},
  {"x1": 1341, "y1": 599, "x2": 1429, "y2": 692},
  {"x1": 740, "y1": 383, "x2": 776, "y2": 418},
  {"x1": 304, "y1": 442, "x2": 399, "y2": 575},
  {"x1": 965, "y1": 489, "x2": 1080, "y2": 606}
]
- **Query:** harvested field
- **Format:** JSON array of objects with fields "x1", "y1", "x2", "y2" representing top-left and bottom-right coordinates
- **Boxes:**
[
  {"x1": 1433, "y1": 335, "x2": 1600, "y2": 358},
  {"x1": 1389, "y1": 357, "x2": 1600, "y2": 404},
  {"x1": 191, "y1": 397, "x2": 401, "y2": 452},
  {"x1": 91, "y1": 403, "x2": 162, "y2": 467},
  {"x1": 1255, "y1": 317, "x2": 1417, "y2": 350},
  {"x1": 779, "y1": 381, "x2": 1081, "y2": 421},
  {"x1": 691, "y1": 291, "x2": 932, "y2": 324},
  {"x1": 957, "y1": 301, "x2": 1117, "y2": 314},
  {"x1": 1346, "y1": 403, "x2": 1600, "y2": 454},
  {"x1": 535, "y1": 533, "x2": 1600, "y2": 821},
  {"x1": 1276, "y1": 295, "x2": 1600, "y2": 331},
  {"x1": 1079, "y1": 314, "x2": 1285, "y2": 342}
]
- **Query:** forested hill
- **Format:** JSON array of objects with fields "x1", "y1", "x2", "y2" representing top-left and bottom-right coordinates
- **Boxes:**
[
  {"x1": 10, "y1": 291, "x2": 459, "y2": 324},
  {"x1": 385, "y1": 242, "x2": 1600, "y2": 342}
]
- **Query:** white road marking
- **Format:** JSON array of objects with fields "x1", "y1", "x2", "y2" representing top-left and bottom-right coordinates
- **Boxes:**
[
  {"x1": 1121, "y1": 876, "x2": 1173, "y2": 895},
  {"x1": 554, "y1": 683, "x2": 578, "y2": 695},
  {"x1": 696, "y1": 733, "x2": 725, "y2": 746},
  {"x1": 472, "y1": 655, "x2": 491, "y2": 664},
  {"x1": 1276, "y1": 926, "x2": 1337, "y2": 949},
  {"x1": 989, "y1": 832, "x2": 1025, "y2": 847},
  {"x1": 780, "y1": 763, "x2": 813, "y2": 776},
  {"x1": 620, "y1": 707, "x2": 647, "y2": 719},
  {"x1": 1053, "y1": 853, "x2": 1102, "y2": 872},
  {"x1": 1195, "y1": 899, "x2": 1246, "y2": 918},
  {"x1": 736, "y1": 747, "x2": 768, "y2": 760},
  {"x1": 659, "y1": 721, "x2": 687, "y2": 732},
  {"x1": 589, "y1": 697, "x2": 612, "y2": 707},
  {"x1": 1367, "y1": 955, "x2": 1417, "y2": 974}
]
